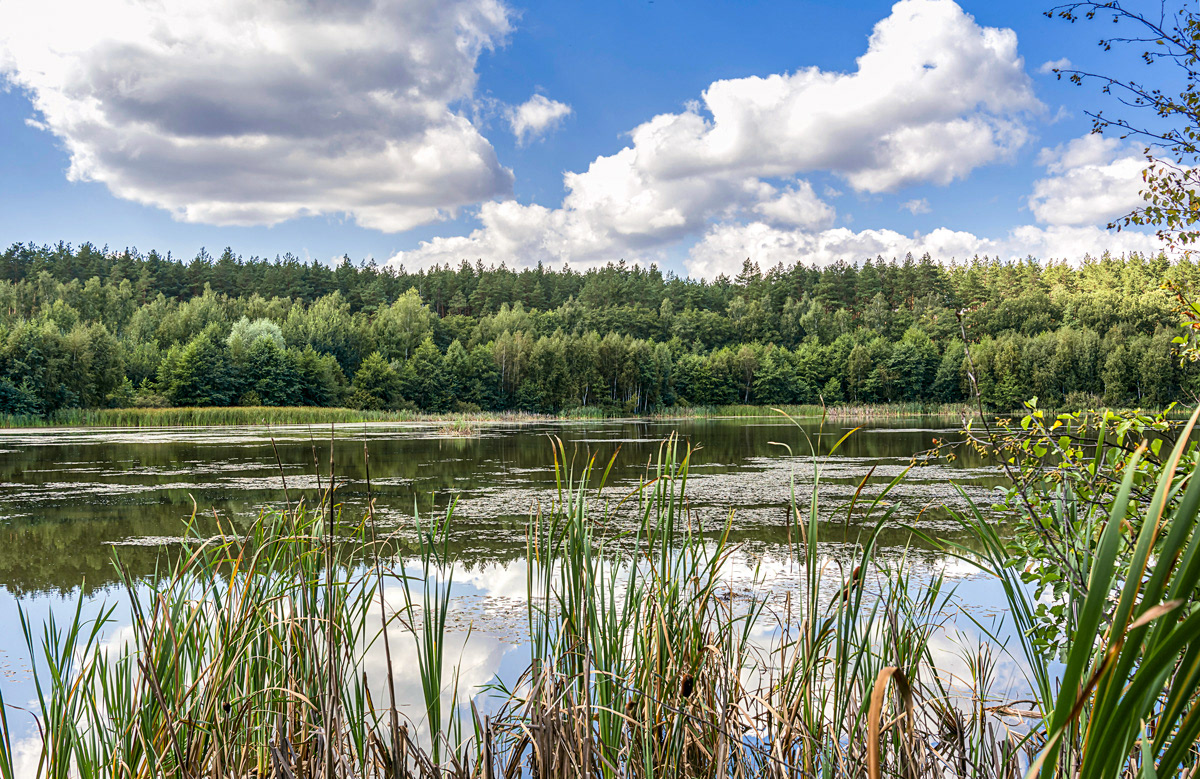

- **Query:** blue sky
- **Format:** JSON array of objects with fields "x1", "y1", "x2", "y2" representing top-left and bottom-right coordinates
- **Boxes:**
[{"x1": 0, "y1": 0, "x2": 1171, "y2": 277}]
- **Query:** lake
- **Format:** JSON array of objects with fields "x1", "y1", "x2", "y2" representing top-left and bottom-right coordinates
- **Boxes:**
[
  {"x1": 0, "y1": 417, "x2": 1024, "y2": 746},
  {"x1": 0, "y1": 417, "x2": 1002, "y2": 596}
]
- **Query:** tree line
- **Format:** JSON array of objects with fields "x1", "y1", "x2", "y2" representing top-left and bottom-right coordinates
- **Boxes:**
[{"x1": 0, "y1": 241, "x2": 1194, "y2": 415}]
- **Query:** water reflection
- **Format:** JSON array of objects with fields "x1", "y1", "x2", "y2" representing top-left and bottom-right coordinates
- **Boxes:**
[
  {"x1": 0, "y1": 543, "x2": 1034, "y2": 764},
  {"x1": 0, "y1": 418, "x2": 1001, "y2": 595},
  {"x1": 0, "y1": 418, "x2": 1045, "y2": 773}
]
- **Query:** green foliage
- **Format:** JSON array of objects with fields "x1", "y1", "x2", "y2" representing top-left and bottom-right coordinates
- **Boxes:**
[
  {"x1": 349, "y1": 351, "x2": 401, "y2": 411},
  {"x1": 372, "y1": 287, "x2": 435, "y2": 361},
  {"x1": 888, "y1": 327, "x2": 938, "y2": 400},
  {"x1": 159, "y1": 326, "x2": 232, "y2": 406},
  {"x1": 932, "y1": 399, "x2": 1191, "y2": 654},
  {"x1": 226, "y1": 315, "x2": 284, "y2": 354},
  {"x1": 0, "y1": 244, "x2": 1194, "y2": 417},
  {"x1": 241, "y1": 337, "x2": 296, "y2": 406},
  {"x1": 290, "y1": 346, "x2": 346, "y2": 407},
  {"x1": 407, "y1": 336, "x2": 447, "y2": 411}
]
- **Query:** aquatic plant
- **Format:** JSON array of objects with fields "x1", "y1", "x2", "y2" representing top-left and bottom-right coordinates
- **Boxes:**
[
  {"x1": 435, "y1": 418, "x2": 478, "y2": 437},
  {"x1": 653, "y1": 402, "x2": 980, "y2": 420},
  {"x1": 478, "y1": 425, "x2": 1012, "y2": 778},
  {"x1": 0, "y1": 406, "x2": 547, "y2": 429},
  {"x1": 0, "y1": 401, "x2": 986, "y2": 429}
]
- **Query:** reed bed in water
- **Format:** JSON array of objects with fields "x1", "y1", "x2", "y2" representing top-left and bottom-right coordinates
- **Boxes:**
[
  {"x1": 4, "y1": 413, "x2": 1200, "y2": 777},
  {"x1": 481, "y1": 432, "x2": 1023, "y2": 779},
  {"x1": 0, "y1": 401, "x2": 1179, "y2": 429},
  {"x1": 0, "y1": 402, "x2": 974, "y2": 429},
  {"x1": 652, "y1": 402, "x2": 978, "y2": 419},
  {"x1": 0, "y1": 406, "x2": 554, "y2": 429}
]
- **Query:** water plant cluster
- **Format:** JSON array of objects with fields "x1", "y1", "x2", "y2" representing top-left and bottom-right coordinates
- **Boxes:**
[
  {"x1": 0, "y1": 245, "x2": 1192, "y2": 419},
  {"x1": 0, "y1": 402, "x2": 975, "y2": 429},
  {"x1": 4, "y1": 410, "x2": 1200, "y2": 777}
]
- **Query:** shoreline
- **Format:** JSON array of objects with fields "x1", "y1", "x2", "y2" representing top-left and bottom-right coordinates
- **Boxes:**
[
  {"x1": 0, "y1": 402, "x2": 988, "y2": 429},
  {"x1": 0, "y1": 401, "x2": 1182, "y2": 430}
]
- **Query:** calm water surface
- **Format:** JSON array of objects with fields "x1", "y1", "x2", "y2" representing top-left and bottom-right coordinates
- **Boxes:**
[
  {"x1": 0, "y1": 418, "x2": 1001, "y2": 595},
  {"x1": 0, "y1": 418, "x2": 1025, "y2": 737}
]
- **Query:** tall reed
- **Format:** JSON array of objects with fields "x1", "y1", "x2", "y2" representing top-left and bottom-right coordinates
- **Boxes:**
[
  {"x1": 462, "y1": 419, "x2": 1021, "y2": 778},
  {"x1": 652, "y1": 402, "x2": 979, "y2": 420},
  {"x1": 0, "y1": 406, "x2": 555, "y2": 429},
  {"x1": 0, "y1": 402, "x2": 982, "y2": 429}
]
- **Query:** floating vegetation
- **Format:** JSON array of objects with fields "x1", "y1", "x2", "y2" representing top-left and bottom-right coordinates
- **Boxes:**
[{"x1": 436, "y1": 418, "x2": 479, "y2": 437}]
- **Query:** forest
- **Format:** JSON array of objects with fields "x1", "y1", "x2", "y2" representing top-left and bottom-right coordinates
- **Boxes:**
[{"x1": 0, "y1": 241, "x2": 1193, "y2": 416}]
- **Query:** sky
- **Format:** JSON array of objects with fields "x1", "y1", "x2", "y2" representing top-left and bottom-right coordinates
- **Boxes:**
[{"x1": 0, "y1": 0, "x2": 1176, "y2": 278}]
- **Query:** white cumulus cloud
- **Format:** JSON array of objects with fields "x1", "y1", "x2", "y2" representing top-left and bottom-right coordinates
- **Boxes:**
[
  {"x1": 508, "y1": 94, "x2": 572, "y2": 145},
  {"x1": 1039, "y1": 57, "x2": 1071, "y2": 74},
  {"x1": 680, "y1": 132, "x2": 1168, "y2": 278},
  {"x1": 686, "y1": 223, "x2": 987, "y2": 278},
  {"x1": 901, "y1": 198, "x2": 932, "y2": 215},
  {"x1": 683, "y1": 221, "x2": 1161, "y2": 279},
  {"x1": 0, "y1": 0, "x2": 515, "y2": 232},
  {"x1": 1028, "y1": 134, "x2": 1149, "y2": 226},
  {"x1": 753, "y1": 180, "x2": 837, "y2": 229},
  {"x1": 391, "y1": 0, "x2": 1039, "y2": 270},
  {"x1": 627, "y1": 0, "x2": 1038, "y2": 194}
]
